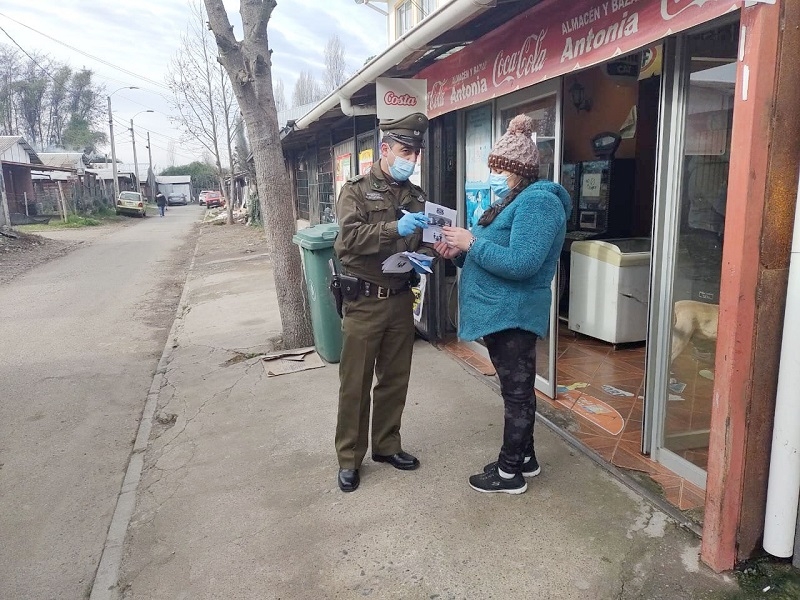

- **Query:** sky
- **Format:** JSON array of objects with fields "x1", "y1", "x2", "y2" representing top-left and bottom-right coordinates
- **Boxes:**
[{"x1": 0, "y1": 0, "x2": 388, "y2": 171}]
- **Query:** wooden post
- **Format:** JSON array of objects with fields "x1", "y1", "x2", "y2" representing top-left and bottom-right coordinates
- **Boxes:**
[
  {"x1": 23, "y1": 191, "x2": 29, "y2": 216},
  {"x1": 57, "y1": 181, "x2": 68, "y2": 222},
  {"x1": 0, "y1": 167, "x2": 10, "y2": 228},
  {"x1": 700, "y1": 0, "x2": 799, "y2": 571}
]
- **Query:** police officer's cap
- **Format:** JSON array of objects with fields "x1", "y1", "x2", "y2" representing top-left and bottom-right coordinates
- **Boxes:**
[{"x1": 380, "y1": 112, "x2": 428, "y2": 149}]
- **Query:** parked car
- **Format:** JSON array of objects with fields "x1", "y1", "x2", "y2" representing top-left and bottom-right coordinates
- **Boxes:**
[
  {"x1": 167, "y1": 192, "x2": 188, "y2": 206},
  {"x1": 198, "y1": 190, "x2": 214, "y2": 206},
  {"x1": 116, "y1": 191, "x2": 146, "y2": 218},
  {"x1": 205, "y1": 192, "x2": 225, "y2": 209}
]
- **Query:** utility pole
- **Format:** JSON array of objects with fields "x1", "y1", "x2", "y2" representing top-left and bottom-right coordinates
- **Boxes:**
[
  {"x1": 130, "y1": 110, "x2": 154, "y2": 200},
  {"x1": 130, "y1": 119, "x2": 140, "y2": 195},
  {"x1": 106, "y1": 86, "x2": 139, "y2": 203},
  {"x1": 107, "y1": 96, "x2": 120, "y2": 202},
  {"x1": 146, "y1": 132, "x2": 154, "y2": 202}
]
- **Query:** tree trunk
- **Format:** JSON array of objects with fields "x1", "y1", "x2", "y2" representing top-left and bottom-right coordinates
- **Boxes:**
[
  {"x1": 245, "y1": 118, "x2": 312, "y2": 349},
  {"x1": 205, "y1": 0, "x2": 313, "y2": 349}
]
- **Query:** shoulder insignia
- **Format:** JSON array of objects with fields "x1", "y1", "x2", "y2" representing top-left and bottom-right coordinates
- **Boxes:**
[{"x1": 347, "y1": 174, "x2": 365, "y2": 184}]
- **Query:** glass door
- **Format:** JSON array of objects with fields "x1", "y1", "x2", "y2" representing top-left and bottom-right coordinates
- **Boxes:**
[
  {"x1": 646, "y1": 22, "x2": 738, "y2": 489},
  {"x1": 497, "y1": 79, "x2": 563, "y2": 397}
]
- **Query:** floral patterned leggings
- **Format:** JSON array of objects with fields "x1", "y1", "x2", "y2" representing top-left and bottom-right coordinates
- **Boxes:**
[{"x1": 483, "y1": 328, "x2": 538, "y2": 474}]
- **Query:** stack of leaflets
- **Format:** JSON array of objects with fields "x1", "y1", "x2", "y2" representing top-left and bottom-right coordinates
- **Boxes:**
[{"x1": 382, "y1": 251, "x2": 434, "y2": 274}]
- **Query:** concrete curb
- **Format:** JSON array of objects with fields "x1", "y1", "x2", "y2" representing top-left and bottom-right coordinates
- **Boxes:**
[{"x1": 89, "y1": 226, "x2": 204, "y2": 600}]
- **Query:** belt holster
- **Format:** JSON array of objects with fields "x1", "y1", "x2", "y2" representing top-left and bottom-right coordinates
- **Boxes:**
[{"x1": 339, "y1": 275, "x2": 360, "y2": 301}]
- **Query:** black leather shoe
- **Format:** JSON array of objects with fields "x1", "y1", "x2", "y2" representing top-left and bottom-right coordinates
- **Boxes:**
[
  {"x1": 338, "y1": 468, "x2": 360, "y2": 492},
  {"x1": 372, "y1": 451, "x2": 420, "y2": 470}
]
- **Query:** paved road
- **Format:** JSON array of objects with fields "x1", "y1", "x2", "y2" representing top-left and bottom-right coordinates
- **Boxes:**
[{"x1": 0, "y1": 206, "x2": 201, "y2": 600}]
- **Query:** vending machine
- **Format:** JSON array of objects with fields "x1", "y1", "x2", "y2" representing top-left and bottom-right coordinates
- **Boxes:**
[{"x1": 576, "y1": 158, "x2": 636, "y2": 238}]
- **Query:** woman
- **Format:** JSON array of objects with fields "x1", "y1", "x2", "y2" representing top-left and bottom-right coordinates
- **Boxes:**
[{"x1": 434, "y1": 114, "x2": 571, "y2": 495}]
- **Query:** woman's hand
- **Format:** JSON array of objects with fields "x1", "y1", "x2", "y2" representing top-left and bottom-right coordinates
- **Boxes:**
[
  {"x1": 434, "y1": 240, "x2": 461, "y2": 259},
  {"x1": 442, "y1": 226, "x2": 475, "y2": 252}
]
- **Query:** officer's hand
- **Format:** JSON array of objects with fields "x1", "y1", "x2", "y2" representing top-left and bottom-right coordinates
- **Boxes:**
[{"x1": 397, "y1": 212, "x2": 429, "y2": 236}]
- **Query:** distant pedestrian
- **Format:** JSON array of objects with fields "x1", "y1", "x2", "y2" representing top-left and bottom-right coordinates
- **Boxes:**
[
  {"x1": 435, "y1": 115, "x2": 572, "y2": 495},
  {"x1": 156, "y1": 192, "x2": 167, "y2": 217}
]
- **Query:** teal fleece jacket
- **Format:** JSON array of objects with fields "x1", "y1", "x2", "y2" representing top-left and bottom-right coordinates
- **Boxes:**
[{"x1": 455, "y1": 180, "x2": 572, "y2": 341}]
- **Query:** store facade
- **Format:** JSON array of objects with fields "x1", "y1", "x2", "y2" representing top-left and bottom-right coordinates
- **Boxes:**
[{"x1": 281, "y1": 0, "x2": 799, "y2": 571}]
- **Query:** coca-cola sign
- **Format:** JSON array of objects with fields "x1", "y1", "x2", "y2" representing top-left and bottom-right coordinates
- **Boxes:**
[
  {"x1": 661, "y1": 0, "x2": 713, "y2": 20},
  {"x1": 418, "y1": 0, "x2": 740, "y2": 118}
]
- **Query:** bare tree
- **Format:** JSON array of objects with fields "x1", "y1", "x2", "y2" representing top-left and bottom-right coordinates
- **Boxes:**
[
  {"x1": 219, "y1": 64, "x2": 237, "y2": 224},
  {"x1": 166, "y1": 0, "x2": 237, "y2": 222},
  {"x1": 292, "y1": 70, "x2": 322, "y2": 108},
  {"x1": 274, "y1": 79, "x2": 287, "y2": 113},
  {"x1": 205, "y1": 0, "x2": 313, "y2": 348},
  {"x1": 323, "y1": 34, "x2": 347, "y2": 93}
]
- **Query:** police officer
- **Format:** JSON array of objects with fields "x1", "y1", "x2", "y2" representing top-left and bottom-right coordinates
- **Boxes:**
[{"x1": 333, "y1": 112, "x2": 431, "y2": 492}]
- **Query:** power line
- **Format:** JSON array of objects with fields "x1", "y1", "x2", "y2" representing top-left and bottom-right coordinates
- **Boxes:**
[
  {"x1": 0, "y1": 11, "x2": 172, "y2": 92},
  {"x1": 0, "y1": 24, "x2": 65, "y2": 87}
]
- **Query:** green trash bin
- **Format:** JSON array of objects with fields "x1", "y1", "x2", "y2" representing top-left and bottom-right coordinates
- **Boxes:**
[{"x1": 292, "y1": 223, "x2": 343, "y2": 363}]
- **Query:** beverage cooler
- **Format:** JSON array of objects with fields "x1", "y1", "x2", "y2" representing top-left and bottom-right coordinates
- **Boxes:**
[{"x1": 568, "y1": 238, "x2": 652, "y2": 344}]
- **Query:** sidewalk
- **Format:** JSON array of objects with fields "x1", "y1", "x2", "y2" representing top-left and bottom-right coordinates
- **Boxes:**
[{"x1": 113, "y1": 224, "x2": 739, "y2": 599}]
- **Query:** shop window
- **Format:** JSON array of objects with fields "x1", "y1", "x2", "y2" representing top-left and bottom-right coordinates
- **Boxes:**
[
  {"x1": 500, "y1": 98, "x2": 557, "y2": 182},
  {"x1": 396, "y1": 1, "x2": 413, "y2": 37},
  {"x1": 464, "y1": 105, "x2": 493, "y2": 231},
  {"x1": 665, "y1": 24, "x2": 738, "y2": 473}
]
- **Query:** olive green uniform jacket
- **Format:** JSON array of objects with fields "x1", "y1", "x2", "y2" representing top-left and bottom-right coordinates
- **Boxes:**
[{"x1": 334, "y1": 162, "x2": 426, "y2": 288}]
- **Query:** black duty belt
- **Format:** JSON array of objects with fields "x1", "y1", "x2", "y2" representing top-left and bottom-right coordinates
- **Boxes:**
[{"x1": 359, "y1": 279, "x2": 411, "y2": 299}]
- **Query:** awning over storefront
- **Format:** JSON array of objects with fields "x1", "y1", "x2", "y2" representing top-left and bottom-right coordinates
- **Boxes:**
[{"x1": 419, "y1": 0, "x2": 743, "y2": 118}]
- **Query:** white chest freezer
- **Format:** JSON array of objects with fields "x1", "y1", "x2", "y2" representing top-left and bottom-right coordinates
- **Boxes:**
[{"x1": 568, "y1": 238, "x2": 651, "y2": 344}]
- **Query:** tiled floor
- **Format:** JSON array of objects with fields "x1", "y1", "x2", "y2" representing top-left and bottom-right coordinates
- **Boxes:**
[{"x1": 441, "y1": 326, "x2": 708, "y2": 518}]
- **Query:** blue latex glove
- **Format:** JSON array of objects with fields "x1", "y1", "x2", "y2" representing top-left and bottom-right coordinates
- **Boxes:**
[{"x1": 397, "y1": 211, "x2": 429, "y2": 236}]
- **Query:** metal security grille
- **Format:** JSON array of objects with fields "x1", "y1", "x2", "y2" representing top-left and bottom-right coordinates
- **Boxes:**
[
  {"x1": 309, "y1": 144, "x2": 334, "y2": 225},
  {"x1": 295, "y1": 166, "x2": 309, "y2": 221}
]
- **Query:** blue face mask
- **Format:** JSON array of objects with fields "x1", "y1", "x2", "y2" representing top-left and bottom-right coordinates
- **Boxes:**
[
  {"x1": 489, "y1": 172, "x2": 512, "y2": 201},
  {"x1": 388, "y1": 149, "x2": 417, "y2": 182}
]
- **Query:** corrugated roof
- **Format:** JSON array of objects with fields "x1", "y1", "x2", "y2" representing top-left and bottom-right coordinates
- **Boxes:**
[
  {"x1": 0, "y1": 136, "x2": 21, "y2": 154},
  {"x1": 38, "y1": 152, "x2": 86, "y2": 169},
  {"x1": 85, "y1": 168, "x2": 134, "y2": 180},
  {"x1": 0, "y1": 135, "x2": 42, "y2": 163}
]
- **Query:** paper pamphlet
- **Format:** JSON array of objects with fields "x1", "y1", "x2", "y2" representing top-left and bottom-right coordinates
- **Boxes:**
[{"x1": 422, "y1": 201, "x2": 457, "y2": 245}]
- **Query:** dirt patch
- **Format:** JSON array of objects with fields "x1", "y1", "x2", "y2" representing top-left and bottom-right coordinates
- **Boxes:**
[
  {"x1": 194, "y1": 221, "x2": 271, "y2": 263},
  {"x1": 0, "y1": 229, "x2": 80, "y2": 286}
]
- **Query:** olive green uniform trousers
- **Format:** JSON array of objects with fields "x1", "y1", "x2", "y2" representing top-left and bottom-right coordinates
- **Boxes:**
[{"x1": 335, "y1": 290, "x2": 415, "y2": 470}]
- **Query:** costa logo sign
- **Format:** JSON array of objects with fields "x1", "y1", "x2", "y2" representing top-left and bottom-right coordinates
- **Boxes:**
[
  {"x1": 661, "y1": 0, "x2": 712, "y2": 20},
  {"x1": 384, "y1": 91, "x2": 418, "y2": 106}
]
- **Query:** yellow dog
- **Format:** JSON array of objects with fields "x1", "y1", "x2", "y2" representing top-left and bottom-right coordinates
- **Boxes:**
[{"x1": 671, "y1": 300, "x2": 719, "y2": 363}]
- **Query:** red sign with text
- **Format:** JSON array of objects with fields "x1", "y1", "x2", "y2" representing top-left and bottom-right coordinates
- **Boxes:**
[{"x1": 419, "y1": 0, "x2": 741, "y2": 118}]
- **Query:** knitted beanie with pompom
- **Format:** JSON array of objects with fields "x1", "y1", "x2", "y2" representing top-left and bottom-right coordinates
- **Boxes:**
[{"x1": 487, "y1": 114, "x2": 539, "y2": 179}]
